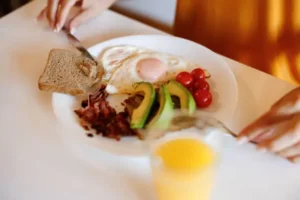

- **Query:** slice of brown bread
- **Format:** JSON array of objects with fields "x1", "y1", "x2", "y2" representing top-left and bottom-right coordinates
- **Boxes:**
[{"x1": 38, "y1": 49, "x2": 103, "y2": 96}]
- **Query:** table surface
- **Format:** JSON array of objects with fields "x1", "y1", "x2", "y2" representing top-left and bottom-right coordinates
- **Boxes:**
[{"x1": 0, "y1": 1, "x2": 299, "y2": 200}]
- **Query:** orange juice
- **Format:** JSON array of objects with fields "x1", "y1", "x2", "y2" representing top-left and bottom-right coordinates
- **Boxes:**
[{"x1": 151, "y1": 137, "x2": 217, "y2": 200}]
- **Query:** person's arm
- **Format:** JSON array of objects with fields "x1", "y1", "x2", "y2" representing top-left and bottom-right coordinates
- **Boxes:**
[
  {"x1": 238, "y1": 87, "x2": 300, "y2": 163},
  {"x1": 37, "y1": 0, "x2": 118, "y2": 32}
]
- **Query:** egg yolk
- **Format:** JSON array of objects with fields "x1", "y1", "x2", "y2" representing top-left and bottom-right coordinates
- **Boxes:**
[{"x1": 137, "y1": 58, "x2": 167, "y2": 82}]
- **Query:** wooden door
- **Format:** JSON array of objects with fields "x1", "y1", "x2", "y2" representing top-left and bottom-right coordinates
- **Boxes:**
[{"x1": 174, "y1": 0, "x2": 300, "y2": 85}]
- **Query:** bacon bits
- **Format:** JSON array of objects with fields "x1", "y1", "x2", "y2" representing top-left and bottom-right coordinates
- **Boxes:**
[{"x1": 74, "y1": 85, "x2": 138, "y2": 141}]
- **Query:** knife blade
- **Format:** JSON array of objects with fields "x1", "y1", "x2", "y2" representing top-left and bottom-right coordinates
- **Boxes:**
[{"x1": 62, "y1": 27, "x2": 98, "y2": 65}]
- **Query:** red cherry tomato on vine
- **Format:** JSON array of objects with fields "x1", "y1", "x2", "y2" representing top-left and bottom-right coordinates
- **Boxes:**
[
  {"x1": 176, "y1": 72, "x2": 194, "y2": 87},
  {"x1": 188, "y1": 86, "x2": 194, "y2": 93},
  {"x1": 191, "y1": 68, "x2": 205, "y2": 80},
  {"x1": 193, "y1": 89, "x2": 212, "y2": 108},
  {"x1": 194, "y1": 79, "x2": 210, "y2": 91}
]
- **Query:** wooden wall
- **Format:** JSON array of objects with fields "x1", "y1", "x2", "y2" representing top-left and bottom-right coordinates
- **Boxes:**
[{"x1": 174, "y1": 0, "x2": 300, "y2": 84}]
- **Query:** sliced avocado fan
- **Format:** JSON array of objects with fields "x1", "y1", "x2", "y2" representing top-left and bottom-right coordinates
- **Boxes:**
[
  {"x1": 130, "y1": 82, "x2": 156, "y2": 129},
  {"x1": 146, "y1": 85, "x2": 174, "y2": 130},
  {"x1": 166, "y1": 80, "x2": 196, "y2": 114}
]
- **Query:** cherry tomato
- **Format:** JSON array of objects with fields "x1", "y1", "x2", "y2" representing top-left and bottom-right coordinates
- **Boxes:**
[
  {"x1": 193, "y1": 89, "x2": 212, "y2": 108},
  {"x1": 191, "y1": 68, "x2": 205, "y2": 80},
  {"x1": 188, "y1": 86, "x2": 194, "y2": 93},
  {"x1": 194, "y1": 79, "x2": 210, "y2": 91},
  {"x1": 176, "y1": 72, "x2": 194, "y2": 87}
]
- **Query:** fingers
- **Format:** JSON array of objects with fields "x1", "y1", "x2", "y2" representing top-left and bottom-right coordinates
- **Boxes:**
[
  {"x1": 55, "y1": 0, "x2": 77, "y2": 31},
  {"x1": 261, "y1": 115, "x2": 300, "y2": 152},
  {"x1": 238, "y1": 87, "x2": 300, "y2": 164},
  {"x1": 258, "y1": 127, "x2": 300, "y2": 152},
  {"x1": 278, "y1": 142, "x2": 300, "y2": 158},
  {"x1": 291, "y1": 156, "x2": 300, "y2": 163},
  {"x1": 237, "y1": 113, "x2": 287, "y2": 143},
  {"x1": 271, "y1": 87, "x2": 300, "y2": 115},
  {"x1": 46, "y1": 0, "x2": 60, "y2": 29},
  {"x1": 38, "y1": 0, "x2": 116, "y2": 32},
  {"x1": 237, "y1": 114, "x2": 268, "y2": 142}
]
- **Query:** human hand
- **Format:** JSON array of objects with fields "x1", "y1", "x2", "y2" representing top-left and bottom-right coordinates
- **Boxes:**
[
  {"x1": 237, "y1": 87, "x2": 300, "y2": 163},
  {"x1": 37, "y1": 0, "x2": 116, "y2": 32}
]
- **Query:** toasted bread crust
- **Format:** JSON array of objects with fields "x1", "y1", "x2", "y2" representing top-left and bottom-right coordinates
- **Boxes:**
[
  {"x1": 38, "y1": 82, "x2": 85, "y2": 96},
  {"x1": 38, "y1": 49, "x2": 103, "y2": 96}
]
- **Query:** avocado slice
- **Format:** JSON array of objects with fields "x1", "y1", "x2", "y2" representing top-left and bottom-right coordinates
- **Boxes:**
[
  {"x1": 166, "y1": 80, "x2": 196, "y2": 114},
  {"x1": 130, "y1": 82, "x2": 156, "y2": 129},
  {"x1": 146, "y1": 85, "x2": 174, "y2": 129}
]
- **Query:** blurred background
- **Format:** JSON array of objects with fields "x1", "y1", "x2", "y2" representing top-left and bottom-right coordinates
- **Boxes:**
[{"x1": 1, "y1": 0, "x2": 299, "y2": 85}]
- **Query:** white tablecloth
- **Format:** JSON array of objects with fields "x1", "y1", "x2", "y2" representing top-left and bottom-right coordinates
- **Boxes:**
[{"x1": 0, "y1": 1, "x2": 299, "y2": 200}]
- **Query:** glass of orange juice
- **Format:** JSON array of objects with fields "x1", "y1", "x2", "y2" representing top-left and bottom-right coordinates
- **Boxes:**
[{"x1": 146, "y1": 111, "x2": 229, "y2": 200}]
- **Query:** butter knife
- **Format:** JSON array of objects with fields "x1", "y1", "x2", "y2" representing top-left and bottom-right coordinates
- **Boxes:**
[{"x1": 62, "y1": 27, "x2": 98, "y2": 65}]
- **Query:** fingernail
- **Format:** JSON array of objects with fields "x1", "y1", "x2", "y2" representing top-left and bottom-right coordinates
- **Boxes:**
[
  {"x1": 55, "y1": 23, "x2": 62, "y2": 32},
  {"x1": 237, "y1": 136, "x2": 248, "y2": 145},
  {"x1": 52, "y1": 24, "x2": 57, "y2": 32},
  {"x1": 70, "y1": 28, "x2": 76, "y2": 34}
]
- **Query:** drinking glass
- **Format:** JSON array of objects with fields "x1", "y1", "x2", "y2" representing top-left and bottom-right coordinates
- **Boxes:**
[{"x1": 145, "y1": 111, "x2": 231, "y2": 200}]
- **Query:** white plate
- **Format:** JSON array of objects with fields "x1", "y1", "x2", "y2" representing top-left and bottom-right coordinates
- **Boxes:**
[{"x1": 52, "y1": 35, "x2": 238, "y2": 156}]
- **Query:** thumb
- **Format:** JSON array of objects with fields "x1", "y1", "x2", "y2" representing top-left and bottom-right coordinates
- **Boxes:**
[{"x1": 68, "y1": 7, "x2": 97, "y2": 32}]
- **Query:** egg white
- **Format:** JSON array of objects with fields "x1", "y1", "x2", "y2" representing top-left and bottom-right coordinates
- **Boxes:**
[
  {"x1": 106, "y1": 51, "x2": 197, "y2": 94},
  {"x1": 99, "y1": 45, "x2": 151, "y2": 81}
]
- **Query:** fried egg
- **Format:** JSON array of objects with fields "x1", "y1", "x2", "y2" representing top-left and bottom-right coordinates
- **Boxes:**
[
  {"x1": 99, "y1": 46, "x2": 152, "y2": 81},
  {"x1": 104, "y1": 48, "x2": 197, "y2": 94}
]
